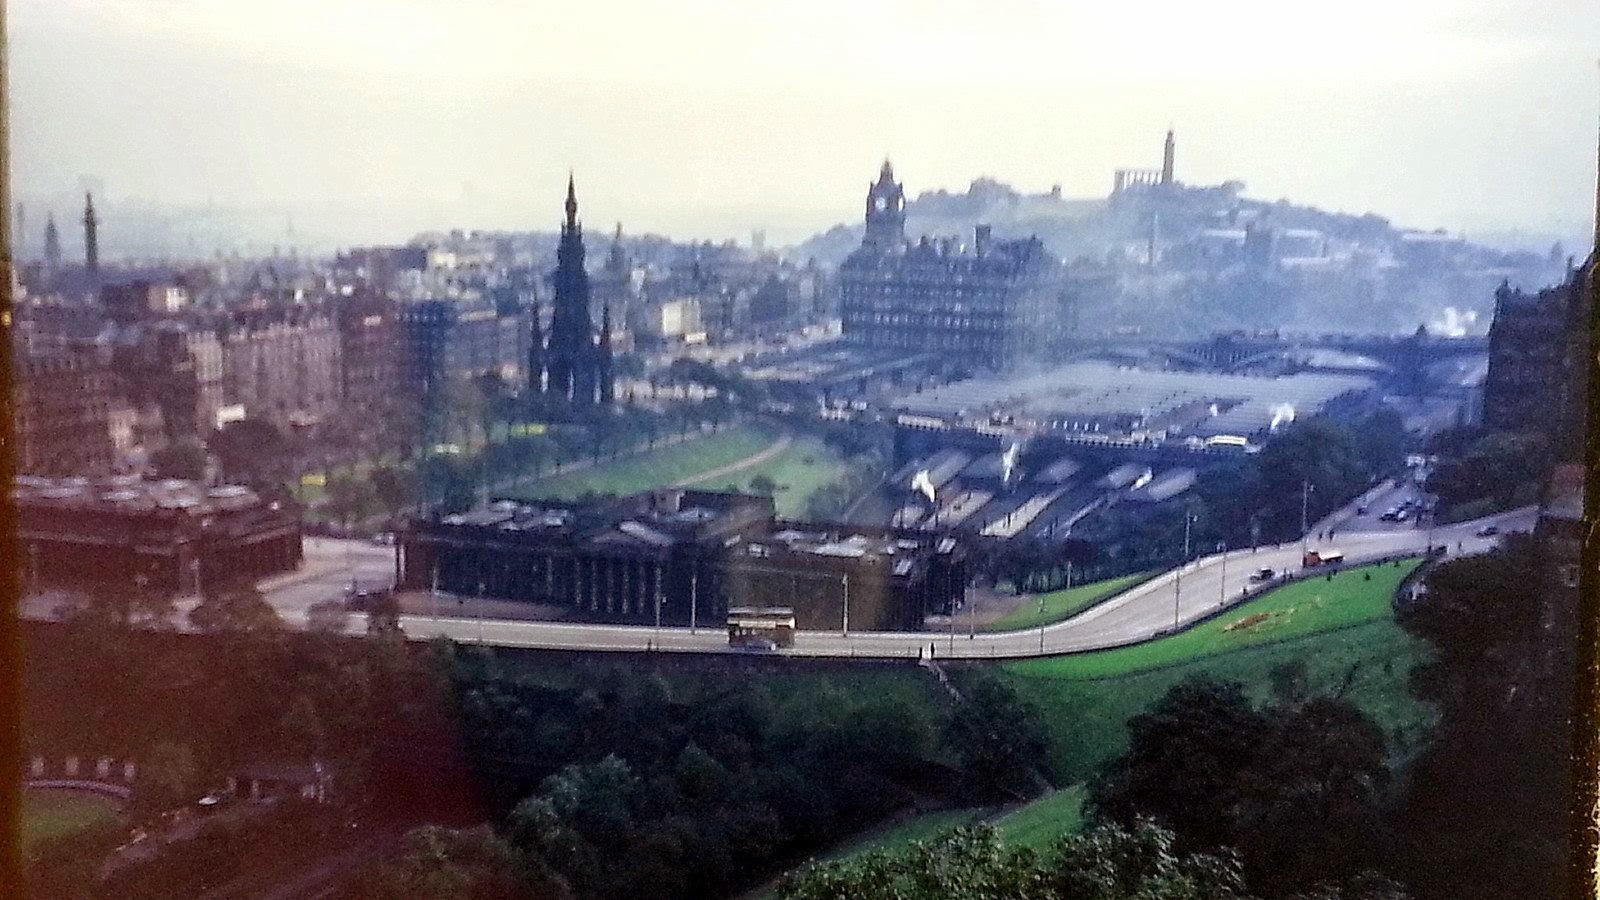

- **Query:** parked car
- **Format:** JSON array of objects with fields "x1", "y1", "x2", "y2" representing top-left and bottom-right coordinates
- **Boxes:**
[
  {"x1": 1249, "y1": 567, "x2": 1275, "y2": 582},
  {"x1": 1476, "y1": 524, "x2": 1500, "y2": 537}
]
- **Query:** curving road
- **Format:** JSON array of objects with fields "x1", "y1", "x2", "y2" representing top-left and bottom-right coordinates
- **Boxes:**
[{"x1": 318, "y1": 505, "x2": 1535, "y2": 660}]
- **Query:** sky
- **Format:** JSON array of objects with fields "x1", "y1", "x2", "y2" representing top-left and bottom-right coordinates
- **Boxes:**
[{"x1": 10, "y1": 0, "x2": 1600, "y2": 249}]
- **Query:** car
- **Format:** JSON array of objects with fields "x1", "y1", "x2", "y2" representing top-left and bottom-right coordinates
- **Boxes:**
[
  {"x1": 1379, "y1": 510, "x2": 1399, "y2": 522},
  {"x1": 1356, "y1": 505, "x2": 1369, "y2": 515},
  {"x1": 1476, "y1": 524, "x2": 1500, "y2": 537},
  {"x1": 1249, "y1": 567, "x2": 1275, "y2": 582}
]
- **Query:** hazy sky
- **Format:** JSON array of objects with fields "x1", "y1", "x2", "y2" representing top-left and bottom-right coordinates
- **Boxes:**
[{"x1": 11, "y1": 0, "x2": 1600, "y2": 246}]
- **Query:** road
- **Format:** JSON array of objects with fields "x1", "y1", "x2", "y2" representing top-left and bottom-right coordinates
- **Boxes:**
[{"x1": 295, "y1": 505, "x2": 1535, "y2": 660}]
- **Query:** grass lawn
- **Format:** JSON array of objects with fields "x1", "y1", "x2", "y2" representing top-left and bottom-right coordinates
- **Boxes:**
[
  {"x1": 699, "y1": 436, "x2": 849, "y2": 518},
  {"x1": 510, "y1": 426, "x2": 776, "y2": 501},
  {"x1": 22, "y1": 788, "x2": 124, "y2": 851},
  {"x1": 983, "y1": 573, "x2": 1155, "y2": 633},
  {"x1": 994, "y1": 784, "x2": 1087, "y2": 851},
  {"x1": 989, "y1": 561, "x2": 1436, "y2": 784}
]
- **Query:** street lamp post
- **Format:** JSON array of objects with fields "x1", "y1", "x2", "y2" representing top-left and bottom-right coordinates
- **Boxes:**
[
  {"x1": 1217, "y1": 541, "x2": 1228, "y2": 609},
  {"x1": 1173, "y1": 513, "x2": 1194, "y2": 630},
  {"x1": 476, "y1": 578, "x2": 486, "y2": 645},
  {"x1": 841, "y1": 574, "x2": 850, "y2": 637},
  {"x1": 1300, "y1": 479, "x2": 1312, "y2": 557}
]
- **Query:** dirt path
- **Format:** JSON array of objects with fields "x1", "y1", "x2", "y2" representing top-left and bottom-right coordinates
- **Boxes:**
[{"x1": 674, "y1": 431, "x2": 794, "y2": 488}]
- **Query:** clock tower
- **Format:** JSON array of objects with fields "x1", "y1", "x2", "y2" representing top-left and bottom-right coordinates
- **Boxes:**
[{"x1": 863, "y1": 159, "x2": 906, "y2": 251}]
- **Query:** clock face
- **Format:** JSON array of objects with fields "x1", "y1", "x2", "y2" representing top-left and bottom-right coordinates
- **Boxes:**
[{"x1": 874, "y1": 196, "x2": 889, "y2": 212}]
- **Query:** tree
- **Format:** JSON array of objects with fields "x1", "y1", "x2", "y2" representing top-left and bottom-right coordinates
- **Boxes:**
[
  {"x1": 278, "y1": 693, "x2": 327, "y2": 761},
  {"x1": 209, "y1": 419, "x2": 292, "y2": 487},
  {"x1": 189, "y1": 580, "x2": 283, "y2": 634},
  {"x1": 1227, "y1": 698, "x2": 1392, "y2": 895},
  {"x1": 944, "y1": 672, "x2": 1049, "y2": 799},
  {"x1": 777, "y1": 822, "x2": 1250, "y2": 900},
  {"x1": 149, "y1": 440, "x2": 209, "y2": 481},
  {"x1": 370, "y1": 465, "x2": 414, "y2": 514},
  {"x1": 1254, "y1": 418, "x2": 1372, "y2": 539},
  {"x1": 1092, "y1": 678, "x2": 1396, "y2": 895},
  {"x1": 325, "y1": 475, "x2": 379, "y2": 526},
  {"x1": 1090, "y1": 677, "x2": 1270, "y2": 852},
  {"x1": 373, "y1": 825, "x2": 573, "y2": 900},
  {"x1": 1391, "y1": 537, "x2": 1572, "y2": 899},
  {"x1": 1424, "y1": 431, "x2": 1550, "y2": 516},
  {"x1": 748, "y1": 474, "x2": 777, "y2": 496},
  {"x1": 132, "y1": 741, "x2": 199, "y2": 819}
]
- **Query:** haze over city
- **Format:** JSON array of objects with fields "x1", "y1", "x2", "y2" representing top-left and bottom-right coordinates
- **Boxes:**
[
  {"x1": 12, "y1": 0, "x2": 1600, "y2": 249},
  {"x1": 10, "y1": 2, "x2": 1600, "y2": 898}
]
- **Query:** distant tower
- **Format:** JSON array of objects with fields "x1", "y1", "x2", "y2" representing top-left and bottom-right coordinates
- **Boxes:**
[
  {"x1": 545, "y1": 174, "x2": 594, "y2": 405},
  {"x1": 1160, "y1": 128, "x2": 1176, "y2": 186},
  {"x1": 605, "y1": 222, "x2": 626, "y2": 275},
  {"x1": 597, "y1": 302, "x2": 614, "y2": 406},
  {"x1": 82, "y1": 192, "x2": 100, "y2": 288},
  {"x1": 863, "y1": 159, "x2": 906, "y2": 250},
  {"x1": 43, "y1": 213, "x2": 61, "y2": 286}
]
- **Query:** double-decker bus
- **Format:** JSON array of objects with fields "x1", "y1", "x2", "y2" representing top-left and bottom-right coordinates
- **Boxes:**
[{"x1": 726, "y1": 607, "x2": 796, "y2": 651}]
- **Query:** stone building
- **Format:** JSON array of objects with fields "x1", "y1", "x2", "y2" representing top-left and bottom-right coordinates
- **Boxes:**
[
  {"x1": 14, "y1": 475, "x2": 302, "y2": 596},
  {"x1": 221, "y1": 305, "x2": 342, "y2": 433},
  {"x1": 398, "y1": 298, "x2": 528, "y2": 402},
  {"x1": 839, "y1": 161, "x2": 1060, "y2": 365},
  {"x1": 112, "y1": 321, "x2": 226, "y2": 442},
  {"x1": 13, "y1": 347, "x2": 118, "y2": 476},
  {"x1": 1481, "y1": 258, "x2": 1591, "y2": 459},
  {"x1": 335, "y1": 292, "x2": 405, "y2": 445},
  {"x1": 399, "y1": 489, "x2": 966, "y2": 632}
]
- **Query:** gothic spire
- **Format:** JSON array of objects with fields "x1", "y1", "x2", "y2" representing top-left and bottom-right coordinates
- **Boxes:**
[{"x1": 564, "y1": 172, "x2": 579, "y2": 232}]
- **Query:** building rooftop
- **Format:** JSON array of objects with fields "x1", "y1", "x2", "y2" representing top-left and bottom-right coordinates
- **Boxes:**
[
  {"x1": 12, "y1": 475, "x2": 267, "y2": 517},
  {"x1": 887, "y1": 361, "x2": 1373, "y2": 440}
]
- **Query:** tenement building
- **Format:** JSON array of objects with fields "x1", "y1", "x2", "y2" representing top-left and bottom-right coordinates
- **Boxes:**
[
  {"x1": 13, "y1": 346, "x2": 118, "y2": 476},
  {"x1": 14, "y1": 475, "x2": 302, "y2": 596},
  {"x1": 220, "y1": 304, "x2": 343, "y2": 432},
  {"x1": 1480, "y1": 257, "x2": 1592, "y2": 459},
  {"x1": 839, "y1": 161, "x2": 1059, "y2": 365},
  {"x1": 399, "y1": 488, "x2": 966, "y2": 631}
]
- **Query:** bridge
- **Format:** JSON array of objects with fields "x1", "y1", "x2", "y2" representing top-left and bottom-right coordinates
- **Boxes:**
[{"x1": 1070, "y1": 330, "x2": 1488, "y2": 393}]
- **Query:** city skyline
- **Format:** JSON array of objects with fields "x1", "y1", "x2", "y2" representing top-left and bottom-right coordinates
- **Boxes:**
[{"x1": 11, "y1": 0, "x2": 1599, "y2": 250}]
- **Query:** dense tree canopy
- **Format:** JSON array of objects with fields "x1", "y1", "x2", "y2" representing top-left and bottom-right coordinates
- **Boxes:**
[{"x1": 1090, "y1": 677, "x2": 1394, "y2": 896}]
